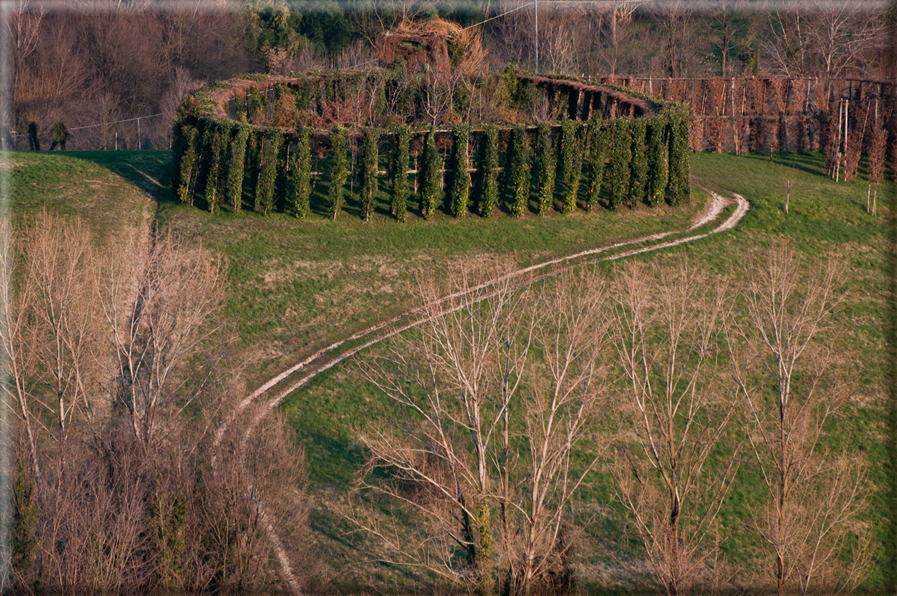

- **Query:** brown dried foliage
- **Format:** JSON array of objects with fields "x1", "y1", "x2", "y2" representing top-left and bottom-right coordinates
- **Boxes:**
[
  {"x1": 868, "y1": 126, "x2": 888, "y2": 183},
  {"x1": 731, "y1": 245, "x2": 873, "y2": 595},
  {"x1": 0, "y1": 212, "x2": 314, "y2": 594},
  {"x1": 690, "y1": 117, "x2": 705, "y2": 152}
]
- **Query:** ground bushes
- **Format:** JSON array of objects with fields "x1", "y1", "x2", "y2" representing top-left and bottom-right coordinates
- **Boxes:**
[{"x1": 173, "y1": 88, "x2": 684, "y2": 219}]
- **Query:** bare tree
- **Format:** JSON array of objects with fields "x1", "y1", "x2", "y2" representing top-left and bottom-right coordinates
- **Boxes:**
[
  {"x1": 593, "y1": 0, "x2": 643, "y2": 76},
  {"x1": 783, "y1": 172, "x2": 795, "y2": 215},
  {"x1": 96, "y1": 231, "x2": 227, "y2": 452},
  {"x1": 352, "y1": 263, "x2": 613, "y2": 595},
  {"x1": 652, "y1": 0, "x2": 701, "y2": 78},
  {"x1": 0, "y1": 217, "x2": 40, "y2": 481},
  {"x1": 705, "y1": 0, "x2": 749, "y2": 76},
  {"x1": 609, "y1": 258, "x2": 739, "y2": 595},
  {"x1": 25, "y1": 211, "x2": 103, "y2": 442},
  {"x1": 764, "y1": 0, "x2": 886, "y2": 78},
  {"x1": 731, "y1": 244, "x2": 873, "y2": 596}
]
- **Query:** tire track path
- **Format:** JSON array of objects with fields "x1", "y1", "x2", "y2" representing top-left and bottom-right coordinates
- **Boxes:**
[{"x1": 218, "y1": 190, "x2": 750, "y2": 595}]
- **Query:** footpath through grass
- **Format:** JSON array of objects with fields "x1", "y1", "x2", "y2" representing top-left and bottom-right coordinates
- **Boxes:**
[{"x1": 158, "y1": 182, "x2": 702, "y2": 381}]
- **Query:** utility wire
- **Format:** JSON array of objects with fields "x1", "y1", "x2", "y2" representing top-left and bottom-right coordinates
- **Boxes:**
[
  {"x1": 462, "y1": 2, "x2": 534, "y2": 30},
  {"x1": 11, "y1": 113, "x2": 164, "y2": 136}
]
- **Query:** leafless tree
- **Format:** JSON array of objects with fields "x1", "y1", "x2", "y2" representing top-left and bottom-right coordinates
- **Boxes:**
[
  {"x1": 592, "y1": 0, "x2": 643, "y2": 76},
  {"x1": 609, "y1": 258, "x2": 739, "y2": 596},
  {"x1": 25, "y1": 211, "x2": 103, "y2": 443},
  {"x1": 705, "y1": 0, "x2": 749, "y2": 76},
  {"x1": 764, "y1": 0, "x2": 886, "y2": 78},
  {"x1": 96, "y1": 231, "x2": 227, "y2": 452},
  {"x1": 352, "y1": 263, "x2": 613, "y2": 595},
  {"x1": 651, "y1": 0, "x2": 701, "y2": 78},
  {"x1": 783, "y1": 172, "x2": 795, "y2": 214},
  {"x1": 731, "y1": 244, "x2": 873, "y2": 596},
  {"x1": 1, "y1": 210, "x2": 313, "y2": 593},
  {"x1": 0, "y1": 217, "x2": 41, "y2": 481}
]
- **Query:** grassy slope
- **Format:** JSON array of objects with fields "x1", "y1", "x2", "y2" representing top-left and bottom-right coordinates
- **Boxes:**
[
  {"x1": 2, "y1": 151, "x2": 165, "y2": 242},
  {"x1": 6, "y1": 150, "x2": 891, "y2": 590},
  {"x1": 158, "y1": 179, "x2": 704, "y2": 382},
  {"x1": 278, "y1": 152, "x2": 894, "y2": 590}
]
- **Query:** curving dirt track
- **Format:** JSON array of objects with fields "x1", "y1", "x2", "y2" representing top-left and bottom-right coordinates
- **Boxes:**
[{"x1": 215, "y1": 190, "x2": 750, "y2": 595}]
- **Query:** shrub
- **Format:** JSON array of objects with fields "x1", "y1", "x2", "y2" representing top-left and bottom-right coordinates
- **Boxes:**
[
  {"x1": 449, "y1": 126, "x2": 471, "y2": 218},
  {"x1": 287, "y1": 128, "x2": 313, "y2": 218},
  {"x1": 506, "y1": 125, "x2": 531, "y2": 217},
  {"x1": 476, "y1": 126, "x2": 500, "y2": 217},
  {"x1": 419, "y1": 129, "x2": 442, "y2": 219},
  {"x1": 534, "y1": 123, "x2": 556, "y2": 215},
  {"x1": 557, "y1": 120, "x2": 583, "y2": 214},
  {"x1": 609, "y1": 120, "x2": 632, "y2": 211},
  {"x1": 392, "y1": 127, "x2": 411, "y2": 222},
  {"x1": 328, "y1": 128, "x2": 349, "y2": 220},
  {"x1": 584, "y1": 118, "x2": 609, "y2": 211},
  {"x1": 361, "y1": 128, "x2": 381, "y2": 221},
  {"x1": 646, "y1": 119, "x2": 668, "y2": 207},
  {"x1": 629, "y1": 119, "x2": 648, "y2": 204},
  {"x1": 225, "y1": 125, "x2": 250, "y2": 213}
]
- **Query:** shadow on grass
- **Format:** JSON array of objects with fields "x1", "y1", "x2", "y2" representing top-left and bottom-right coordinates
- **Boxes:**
[{"x1": 64, "y1": 150, "x2": 177, "y2": 205}]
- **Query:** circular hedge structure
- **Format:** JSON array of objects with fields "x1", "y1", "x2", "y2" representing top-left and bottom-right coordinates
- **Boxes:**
[{"x1": 172, "y1": 69, "x2": 690, "y2": 221}]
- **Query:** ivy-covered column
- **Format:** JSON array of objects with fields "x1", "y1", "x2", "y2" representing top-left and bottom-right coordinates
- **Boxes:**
[
  {"x1": 176, "y1": 124, "x2": 200, "y2": 205},
  {"x1": 360, "y1": 128, "x2": 381, "y2": 221},
  {"x1": 201, "y1": 122, "x2": 229, "y2": 214},
  {"x1": 534, "y1": 123, "x2": 556, "y2": 215},
  {"x1": 225, "y1": 125, "x2": 250, "y2": 213},
  {"x1": 506, "y1": 125, "x2": 531, "y2": 217},
  {"x1": 646, "y1": 118, "x2": 668, "y2": 207},
  {"x1": 629, "y1": 119, "x2": 648, "y2": 205},
  {"x1": 391, "y1": 127, "x2": 411, "y2": 222},
  {"x1": 419, "y1": 129, "x2": 442, "y2": 220},
  {"x1": 328, "y1": 128, "x2": 349, "y2": 220},
  {"x1": 584, "y1": 118, "x2": 609, "y2": 211},
  {"x1": 609, "y1": 120, "x2": 632, "y2": 210},
  {"x1": 557, "y1": 120, "x2": 583, "y2": 214},
  {"x1": 255, "y1": 129, "x2": 283, "y2": 215},
  {"x1": 287, "y1": 127, "x2": 313, "y2": 218},
  {"x1": 666, "y1": 111, "x2": 690, "y2": 205},
  {"x1": 476, "y1": 126, "x2": 500, "y2": 217},
  {"x1": 448, "y1": 126, "x2": 471, "y2": 218}
]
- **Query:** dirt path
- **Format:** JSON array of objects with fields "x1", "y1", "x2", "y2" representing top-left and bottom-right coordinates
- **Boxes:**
[{"x1": 217, "y1": 190, "x2": 750, "y2": 595}]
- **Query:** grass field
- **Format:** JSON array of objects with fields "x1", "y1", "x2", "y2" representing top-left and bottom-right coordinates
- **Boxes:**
[
  {"x1": 158, "y1": 173, "x2": 706, "y2": 382},
  {"x1": 5, "y1": 149, "x2": 893, "y2": 592},
  {"x1": 276, "y1": 152, "x2": 894, "y2": 590}
]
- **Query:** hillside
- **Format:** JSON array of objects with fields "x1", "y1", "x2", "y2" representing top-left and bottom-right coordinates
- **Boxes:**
[{"x1": 4, "y1": 149, "x2": 892, "y2": 593}]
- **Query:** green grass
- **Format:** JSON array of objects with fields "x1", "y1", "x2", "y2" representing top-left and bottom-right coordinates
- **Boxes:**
[
  {"x1": 6, "y1": 149, "x2": 891, "y2": 592},
  {"x1": 279, "y1": 152, "x2": 894, "y2": 591},
  {"x1": 2, "y1": 150, "x2": 166, "y2": 244},
  {"x1": 159, "y1": 176, "x2": 702, "y2": 382}
]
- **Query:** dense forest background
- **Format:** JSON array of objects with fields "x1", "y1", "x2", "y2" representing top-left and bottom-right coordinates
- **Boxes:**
[{"x1": 4, "y1": 0, "x2": 892, "y2": 151}]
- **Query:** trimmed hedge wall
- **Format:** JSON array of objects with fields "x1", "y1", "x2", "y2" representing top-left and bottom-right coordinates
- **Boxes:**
[{"x1": 174, "y1": 71, "x2": 690, "y2": 220}]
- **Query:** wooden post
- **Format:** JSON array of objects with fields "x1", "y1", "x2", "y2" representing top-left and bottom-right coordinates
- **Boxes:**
[
  {"x1": 867, "y1": 183, "x2": 872, "y2": 212},
  {"x1": 873, "y1": 188, "x2": 877, "y2": 216}
]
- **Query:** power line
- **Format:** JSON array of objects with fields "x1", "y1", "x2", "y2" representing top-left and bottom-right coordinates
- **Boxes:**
[
  {"x1": 10, "y1": 113, "x2": 164, "y2": 136},
  {"x1": 461, "y1": 2, "x2": 534, "y2": 30}
]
